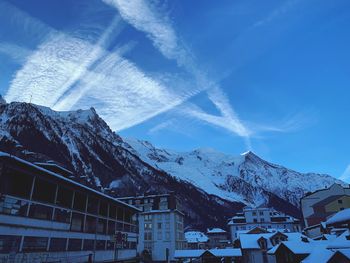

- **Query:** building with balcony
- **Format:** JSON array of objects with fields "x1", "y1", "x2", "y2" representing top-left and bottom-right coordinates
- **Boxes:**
[
  {"x1": 119, "y1": 193, "x2": 186, "y2": 262},
  {"x1": 228, "y1": 206, "x2": 301, "y2": 241},
  {"x1": 301, "y1": 183, "x2": 350, "y2": 228},
  {"x1": 0, "y1": 152, "x2": 139, "y2": 263}
]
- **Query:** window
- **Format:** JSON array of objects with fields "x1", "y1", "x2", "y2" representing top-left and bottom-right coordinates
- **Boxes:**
[
  {"x1": 109, "y1": 205, "x2": 117, "y2": 219},
  {"x1": 258, "y1": 238, "x2": 267, "y2": 250},
  {"x1": 32, "y1": 178, "x2": 56, "y2": 203},
  {"x1": 97, "y1": 218, "x2": 107, "y2": 234},
  {"x1": 145, "y1": 223, "x2": 152, "y2": 230},
  {"x1": 259, "y1": 211, "x2": 264, "y2": 215},
  {"x1": 71, "y1": 212, "x2": 84, "y2": 232},
  {"x1": 166, "y1": 222, "x2": 170, "y2": 229},
  {"x1": 29, "y1": 203, "x2": 53, "y2": 220},
  {"x1": 73, "y1": 192, "x2": 86, "y2": 211},
  {"x1": 108, "y1": 220, "x2": 116, "y2": 235},
  {"x1": 116, "y1": 222, "x2": 124, "y2": 231},
  {"x1": 158, "y1": 223, "x2": 162, "y2": 229},
  {"x1": 96, "y1": 240, "x2": 106, "y2": 250},
  {"x1": 107, "y1": 240, "x2": 114, "y2": 250},
  {"x1": 261, "y1": 218, "x2": 265, "y2": 222},
  {"x1": 144, "y1": 232, "x2": 152, "y2": 240},
  {"x1": 56, "y1": 186, "x2": 73, "y2": 208},
  {"x1": 99, "y1": 201, "x2": 108, "y2": 217},
  {"x1": 87, "y1": 196, "x2": 99, "y2": 214},
  {"x1": 85, "y1": 216, "x2": 97, "y2": 233},
  {"x1": 158, "y1": 232, "x2": 162, "y2": 240},
  {"x1": 165, "y1": 232, "x2": 170, "y2": 240},
  {"x1": 49, "y1": 238, "x2": 66, "y2": 251},
  {"x1": 124, "y1": 210, "x2": 131, "y2": 223},
  {"x1": 22, "y1": 237, "x2": 48, "y2": 252},
  {"x1": 117, "y1": 207, "x2": 124, "y2": 220},
  {"x1": 0, "y1": 235, "x2": 21, "y2": 253},
  {"x1": 145, "y1": 214, "x2": 152, "y2": 221},
  {"x1": 338, "y1": 199, "x2": 343, "y2": 204},
  {"x1": 83, "y1": 239, "x2": 94, "y2": 250},
  {"x1": 252, "y1": 212, "x2": 257, "y2": 216},
  {"x1": 124, "y1": 223, "x2": 131, "y2": 232},
  {"x1": 1, "y1": 168, "x2": 33, "y2": 198},
  {"x1": 254, "y1": 219, "x2": 258, "y2": 223},
  {"x1": 0, "y1": 196, "x2": 28, "y2": 217},
  {"x1": 68, "y1": 239, "x2": 82, "y2": 251},
  {"x1": 53, "y1": 208, "x2": 70, "y2": 223}
]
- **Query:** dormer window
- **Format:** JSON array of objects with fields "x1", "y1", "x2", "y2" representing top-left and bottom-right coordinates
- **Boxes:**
[{"x1": 258, "y1": 237, "x2": 267, "y2": 249}]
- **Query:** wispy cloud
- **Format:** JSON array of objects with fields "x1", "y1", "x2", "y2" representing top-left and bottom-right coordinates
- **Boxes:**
[
  {"x1": 339, "y1": 165, "x2": 350, "y2": 183},
  {"x1": 182, "y1": 88, "x2": 251, "y2": 138},
  {"x1": 252, "y1": 0, "x2": 300, "y2": 28},
  {"x1": 2, "y1": 2, "x2": 197, "y2": 131},
  {"x1": 102, "y1": 0, "x2": 253, "y2": 141}
]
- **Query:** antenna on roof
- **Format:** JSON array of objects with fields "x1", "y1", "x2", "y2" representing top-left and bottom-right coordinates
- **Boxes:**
[{"x1": 29, "y1": 94, "x2": 33, "y2": 104}]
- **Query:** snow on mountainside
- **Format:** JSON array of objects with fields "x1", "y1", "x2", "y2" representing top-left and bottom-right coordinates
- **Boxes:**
[
  {"x1": 125, "y1": 138, "x2": 345, "y2": 208},
  {"x1": 0, "y1": 100, "x2": 345, "y2": 227},
  {"x1": 0, "y1": 101, "x2": 245, "y2": 229}
]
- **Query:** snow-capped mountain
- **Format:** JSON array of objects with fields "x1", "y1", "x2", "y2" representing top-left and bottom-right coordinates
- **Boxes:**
[
  {"x1": 0, "y1": 99, "x2": 344, "y2": 228},
  {"x1": 125, "y1": 138, "x2": 344, "y2": 208}
]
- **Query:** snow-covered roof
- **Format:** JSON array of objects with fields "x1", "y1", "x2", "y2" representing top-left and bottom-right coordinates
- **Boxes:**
[
  {"x1": 174, "y1": 249, "x2": 241, "y2": 258},
  {"x1": 240, "y1": 232, "x2": 306, "y2": 250},
  {"x1": 326, "y1": 208, "x2": 350, "y2": 225},
  {"x1": 0, "y1": 152, "x2": 140, "y2": 212},
  {"x1": 207, "y1": 228, "x2": 227, "y2": 234},
  {"x1": 174, "y1": 250, "x2": 205, "y2": 258},
  {"x1": 185, "y1": 231, "x2": 209, "y2": 243},
  {"x1": 301, "y1": 247, "x2": 334, "y2": 263},
  {"x1": 269, "y1": 232, "x2": 350, "y2": 258},
  {"x1": 210, "y1": 248, "x2": 242, "y2": 257}
]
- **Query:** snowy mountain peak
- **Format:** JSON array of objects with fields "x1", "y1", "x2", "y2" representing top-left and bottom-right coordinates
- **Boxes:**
[{"x1": 126, "y1": 138, "x2": 344, "y2": 209}]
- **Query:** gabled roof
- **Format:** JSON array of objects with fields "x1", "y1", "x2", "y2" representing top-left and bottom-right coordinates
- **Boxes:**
[
  {"x1": 185, "y1": 231, "x2": 209, "y2": 243},
  {"x1": 240, "y1": 232, "x2": 306, "y2": 250},
  {"x1": 247, "y1": 226, "x2": 269, "y2": 234}
]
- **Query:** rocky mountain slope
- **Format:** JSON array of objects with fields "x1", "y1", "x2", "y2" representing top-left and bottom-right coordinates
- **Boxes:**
[
  {"x1": 0, "y1": 98, "x2": 344, "y2": 228},
  {"x1": 125, "y1": 139, "x2": 344, "y2": 208}
]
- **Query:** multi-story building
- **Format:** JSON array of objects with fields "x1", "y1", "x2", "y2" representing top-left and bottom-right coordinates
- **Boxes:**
[
  {"x1": 119, "y1": 193, "x2": 186, "y2": 262},
  {"x1": 185, "y1": 231, "x2": 208, "y2": 249},
  {"x1": 301, "y1": 183, "x2": 350, "y2": 227},
  {"x1": 228, "y1": 206, "x2": 301, "y2": 241},
  {"x1": 206, "y1": 228, "x2": 230, "y2": 248},
  {"x1": 0, "y1": 152, "x2": 139, "y2": 263}
]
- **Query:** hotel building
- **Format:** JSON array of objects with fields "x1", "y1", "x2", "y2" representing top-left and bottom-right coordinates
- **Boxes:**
[
  {"x1": 119, "y1": 193, "x2": 186, "y2": 262},
  {"x1": 0, "y1": 152, "x2": 139, "y2": 263}
]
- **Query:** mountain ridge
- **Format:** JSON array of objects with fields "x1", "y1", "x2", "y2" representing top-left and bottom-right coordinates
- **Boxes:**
[{"x1": 0, "y1": 100, "x2": 344, "y2": 228}]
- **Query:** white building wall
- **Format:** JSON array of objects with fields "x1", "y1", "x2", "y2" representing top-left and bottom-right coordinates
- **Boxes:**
[{"x1": 137, "y1": 211, "x2": 184, "y2": 262}]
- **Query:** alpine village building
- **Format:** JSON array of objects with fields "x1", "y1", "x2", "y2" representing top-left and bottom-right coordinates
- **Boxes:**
[
  {"x1": 118, "y1": 193, "x2": 186, "y2": 262},
  {"x1": 0, "y1": 153, "x2": 139, "y2": 263}
]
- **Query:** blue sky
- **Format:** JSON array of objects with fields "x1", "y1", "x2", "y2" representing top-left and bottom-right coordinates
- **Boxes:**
[{"x1": 1, "y1": 0, "x2": 350, "y2": 180}]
